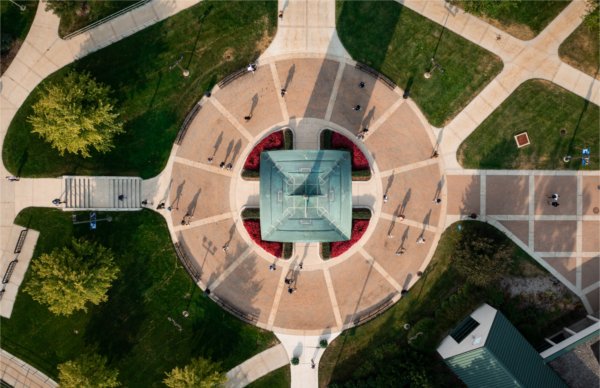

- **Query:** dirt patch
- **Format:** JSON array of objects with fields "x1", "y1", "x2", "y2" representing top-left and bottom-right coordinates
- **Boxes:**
[
  {"x1": 477, "y1": 14, "x2": 535, "y2": 40},
  {"x1": 255, "y1": 16, "x2": 274, "y2": 53},
  {"x1": 559, "y1": 25, "x2": 600, "y2": 80},
  {"x1": 501, "y1": 276, "x2": 580, "y2": 312},
  {"x1": 1, "y1": 39, "x2": 23, "y2": 75},
  {"x1": 222, "y1": 47, "x2": 235, "y2": 62}
]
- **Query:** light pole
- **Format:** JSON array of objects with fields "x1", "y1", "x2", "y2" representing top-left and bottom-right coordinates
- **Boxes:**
[
  {"x1": 424, "y1": 57, "x2": 444, "y2": 79},
  {"x1": 169, "y1": 54, "x2": 190, "y2": 78},
  {"x1": 8, "y1": 0, "x2": 26, "y2": 11}
]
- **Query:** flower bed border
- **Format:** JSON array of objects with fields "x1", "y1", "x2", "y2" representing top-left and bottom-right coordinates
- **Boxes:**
[{"x1": 241, "y1": 209, "x2": 293, "y2": 259}]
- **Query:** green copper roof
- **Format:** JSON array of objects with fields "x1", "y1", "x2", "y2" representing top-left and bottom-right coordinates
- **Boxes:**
[{"x1": 259, "y1": 150, "x2": 352, "y2": 242}]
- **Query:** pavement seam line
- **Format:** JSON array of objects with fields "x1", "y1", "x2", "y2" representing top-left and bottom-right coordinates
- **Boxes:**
[
  {"x1": 536, "y1": 252, "x2": 600, "y2": 258},
  {"x1": 324, "y1": 61, "x2": 346, "y2": 121},
  {"x1": 323, "y1": 267, "x2": 343, "y2": 328},
  {"x1": 206, "y1": 246, "x2": 253, "y2": 291},
  {"x1": 266, "y1": 266, "x2": 288, "y2": 329},
  {"x1": 208, "y1": 98, "x2": 255, "y2": 142},
  {"x1": 480, "y1": 172, "x2": 486, "y2": 219},
  {"x1": 364, "y1": 98, "x2": 405, "y2": 136},
  {"x1": 379, "y1": 158, "x2": 439, "y2": 178},
  {"x1": 173, "y1": 212, "x2": 234, "y2": 232},
  {"x1": 528, "y1": 175, "x2": 535, "y2": 249},
  {"x1": 173, "y1": 156, "x2": 234, "y2": 178},
  {"x1": 269, "y1": 61, "x2": 290, "y2": 122},
  {"x1": 379, "y1": 213, "x2": 438, "y2": 233},
  {"x1": 582, "y1": 282, "x2": 600, "y2": 295},
  {"x1": 576, "y1": 174, "x2": 583, "y2": 290},
  {"x1": 360, "y1": 248, "x2": 403, "y2": 292}
]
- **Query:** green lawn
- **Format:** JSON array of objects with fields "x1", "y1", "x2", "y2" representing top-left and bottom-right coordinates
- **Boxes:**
[
  {"x1": 336, "y1": 0, "x2": 503, "y2": 127},
  {"x1": 3, "y1": 1, "x2": 277, "y2": 178},
  {"x1": 559, "y1": 21, "x2": 599, "y2": 79},
  {"x1": 1, "y1": 208, "x2": 277, "y2": 386},
  {"x1": 452, "y1": 0, "x2": 570, "y2": 40},
  {"x1": 53, "y1": 0, "x2": 139, "y2": 38},
  {"x1": 319, "y1": 221, "x2": 586, "y2": 387},
  {"x1": 458, "y1": 80, "x2": 599, "y2": 170},
  {"x1": 0, "y1": 0, "x2": 38, "y2": 74},
  {"x1": 247, "y1": 365, "x2": 291, "y2": 388}
]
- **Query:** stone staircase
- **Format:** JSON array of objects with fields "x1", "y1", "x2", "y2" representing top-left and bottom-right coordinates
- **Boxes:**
[{"x1": 63, "y1": 176, "x2": 143, "y2": 210}]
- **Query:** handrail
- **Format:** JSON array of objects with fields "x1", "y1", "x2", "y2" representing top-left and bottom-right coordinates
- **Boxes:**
[
  {"x1": 173, "y1": 242, "x2": 201, "y2": 282},
  {"x1": 352, "y1": 295, "x2": 395, "y2": 326},
  {"x1": 218, "y1": 67, "x2": 250, "y2": 88},
  {"x1": 211, "y1": 295, "x2": 258, "y2": 324},
  {"x1": 355, "y1": 62, "x2": 397, "y2": 90},
  {"x1": 62, "y1": 0, "x2": 151, "y2": 40}
]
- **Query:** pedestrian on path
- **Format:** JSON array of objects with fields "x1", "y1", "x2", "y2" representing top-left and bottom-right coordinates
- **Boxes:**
[
  {"x1": 431, "y1": 151, "x2": 439, "y2": 158},
  {"x1": 5, "y1": 176, "x2": 19, "y2": 182},
  {"x1": 469, "y1": 213, "x2": 478, "y2": 219},
  {"x1": 353, "y1": 104, "x2": 362, "y2": 111},
  {"x1": 311, "y1": 359, "x2": 316, "y2": 369},
  {"x1": 395, "y1": 247, "x2": 406, "y2": 256},
  {"x1": 247, "y1": 63, "x2": 257, "y2": 73},
  {"x1": 383, "y1": 194, "x2": 389, "y2": 203},
  {"x1": 359, "y1": 81, "x2": 365, "y2": 88},
  {"x1": 207, "y1": 156, "x2": 213, "y2": 164},
  {"x1": 118, "y1": 194, "x2": 126, "y2": 201},
  {"x1": 220, "y1": 161, "x2": 226, "y2": 169},
  {"x1": 279, "y1": 10, "x2": 283, "y2": 18},
  {"x1": 433, "y1": 198, "x2": 441, "y2": 204},
  {"x1": 417, "y1": 237, "x2": 425, "y2": 244},
  {"x1": 280, "y1": 88, "x2": 286, "y2": 97},
  {"x1": 551, "y1": 201, "x2": 560, "y2": 208},
  {"x1": 398, "y1": 214, "x2": 405, "y2": 221},
  {"x1": 244, "y1": 115, "x2": 252, "y2": 121},
  {"x1": 548, "y1": 193, "x2": 559, "y2": 201},
  {"x1": 269, "y1": 263, "x2": 276, "y2": 271},
  {"x1": 226, "y1": 163, "x2": 233, "y2": 170}
]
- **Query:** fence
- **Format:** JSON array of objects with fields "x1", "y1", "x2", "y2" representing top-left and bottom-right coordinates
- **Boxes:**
[
  {"x1": 218, "y1": 67, "x2": 250, "y2": 88},
  {"x1": 211, "y1": 296, "x2": 259, "y2": 324},
  {"x1": 63, "y1": 0, "x2": 151, "y2": 40},
  {"x1": 355, "y1": 62, "x2": 397, "y2": 90}
]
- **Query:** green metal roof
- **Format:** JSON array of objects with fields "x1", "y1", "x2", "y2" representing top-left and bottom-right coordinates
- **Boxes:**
[
  {"x1": 259, "y1": 150, "x2": 352, "y2": 242},
  {"x1": 445, "y1": 310, "x2": 567, "y2": 388}
]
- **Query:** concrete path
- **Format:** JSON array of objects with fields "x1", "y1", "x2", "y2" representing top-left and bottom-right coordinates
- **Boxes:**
[
  {"x1": 275, "y1": 331, "x2": 341, "y2": 388},
  {"x1": 0, "y1": 349, "x2": 57, "y2": 388},
  {"x1": 446, "y1": 169, "x2": 600, "y2": 314},
  {"x1": 399, "y1": 0, "x2": 600, "y2": 169},
  {"x1": 225, "y1": 344, "x2": 288, "y2": 387}
]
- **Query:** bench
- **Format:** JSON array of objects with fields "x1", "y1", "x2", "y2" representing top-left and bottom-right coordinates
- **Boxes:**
[
  {"x1": 14, "y1": 229, "x2": 27, "y2": 254},
  {"x1": 218, "y1": 67, "x2": 250, "y2": 88},
  {"x1": 355, "y1": 63, "x2": 397, "y2": 90},
  {"x1": 176, "y1": 103, "x2": 202, "y2": 145},
  {"x1": 2, "y1": 260, "x2": 18, "y2": 285},
  {"x1": 173, "y1": 243, "x2": 201, "y2": 282},
  {"x1": 353, "y1": 295, "x2": 395, "y2": 326}
]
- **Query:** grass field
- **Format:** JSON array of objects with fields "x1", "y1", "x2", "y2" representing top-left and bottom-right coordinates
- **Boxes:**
[
  {"x1": 559, "y1": 21, "x2": 599, "y2": 79},
  {"x1": 336, "y1": 0, "x2": 503, "y2": 127},
  {"x1": 247, "y1": 365, "x2": 291, "y2": 388},
  {"x1": 452, "y1": 0, "x2": 570, "y2": 40},
  {"x1": 319, "y1": 221, "x2": 586, "y2": 387},
  {"x1": 1, "y1": 208, "x2": 277, "y2": 386},
  {"x1": 0, "y1": 0, "x2": 38, "y2": 74},
  {"x1": 458, "y1": 80, "x2": 599, "y2": 170},
  {"x1": 3, "y1": 1, "x2": 277, "y2": 178}
]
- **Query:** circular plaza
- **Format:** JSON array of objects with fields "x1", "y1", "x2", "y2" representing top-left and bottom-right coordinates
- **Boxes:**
[{"x1": 168, "y1": 56, "x2": 445, "y2": 334}]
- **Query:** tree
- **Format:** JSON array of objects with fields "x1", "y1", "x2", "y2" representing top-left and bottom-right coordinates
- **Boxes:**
[
  {"x1": 58, "y1": 352, "x2": 120, "y2": 388},
  {"x1": 584, "y1": 0, "x2": 599, "y2": 30},
  {"x1": 28, "y1": 71, "x2": 123, "y2": 158},
  {"x1": 24, "y1": 238, "x2": 120, "y2": 316},
  {"x1": 452, "y1": 232, "x2": 512, "y2": 287},
  {"x1": 163, "y1": 358, "x2": 226, "y2": 388},
  {"x1": 45, "y1": 1, "x2": 80, "y2": 17}
]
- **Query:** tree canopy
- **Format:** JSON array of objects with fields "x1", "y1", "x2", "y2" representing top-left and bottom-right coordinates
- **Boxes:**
[
  {"x1": 163, "y1": 357, "x2": 226, "y2": 388},
  {"x1": 24, "y1": 238, "x2": 120, "y2": 316},
  {"x1": 452, "y1": 228, "x2": 512, "y2": 287},
  {"x1": 28, "y1": 71, "x2": 123, "y2": 158},
  {"x1": 58, "y1": 352, "x2": 120, "y2": 388}
]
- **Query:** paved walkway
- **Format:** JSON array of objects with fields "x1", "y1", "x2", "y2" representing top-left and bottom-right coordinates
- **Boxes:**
[
  {"x1": 225, "y1": 344, "x2": 288, "y2": 387},
  {"x1": 0, "y1": 349, "x2": 57, "y2": 388},
  {"x1": 399, "y1": 0, "x2": 600, "y2": 169}
]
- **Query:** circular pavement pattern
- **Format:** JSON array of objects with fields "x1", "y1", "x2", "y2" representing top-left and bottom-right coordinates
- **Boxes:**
[{"x1": 167, "y1": 57, "x2": 446, "y2": 334}]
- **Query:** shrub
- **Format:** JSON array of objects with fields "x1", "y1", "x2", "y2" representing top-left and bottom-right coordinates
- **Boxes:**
[
  {"x1": 330, "y1": 220, "x2": 370, "y2": 258},
  {"x1": 291, "y1": 357, "x2": 299, "y2": 365},
  {"x1": 320, "y1": 339, "x2": 328, "y2": 348},
  {"x1": 352, "y1": 208, "x2": 372, "y2": 220},
  {"x1": 321, "y1": 242, "x2": 331, "y2": 259},
  {"x1": 243, "y1": 131, "x2": 284, "y2": 171},
  {"x1": 242, "y1": 220, "x2": 282, "y2": 257},
  {"x1": 282, "y1": 242, "x2": 293, "y2": 259},
  {"x1": 241, "y1": 208, "x2": 260, "y2": 220}
]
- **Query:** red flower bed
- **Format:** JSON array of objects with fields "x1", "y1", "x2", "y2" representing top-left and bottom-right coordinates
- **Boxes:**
[
  {"x1": 331, "y1": 132, "x2": 369, "y2": 170},
  {"x1": 243, "y1": 220, "x2": 283, "y2": 257},
  {"x1": 330, "y1": 219, "x2": 370, "y2": 258},
  {"x1": 244, "y1": 131, "x2": 285, "y2": 171}
]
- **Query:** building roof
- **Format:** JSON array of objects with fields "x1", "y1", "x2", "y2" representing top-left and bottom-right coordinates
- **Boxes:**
[
  {"x1": 438, "y1": 303, "x2": 567, "y2": 388},
  {"x1": 259, "y1": 150, "x2": 352, "y2": 242}
]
